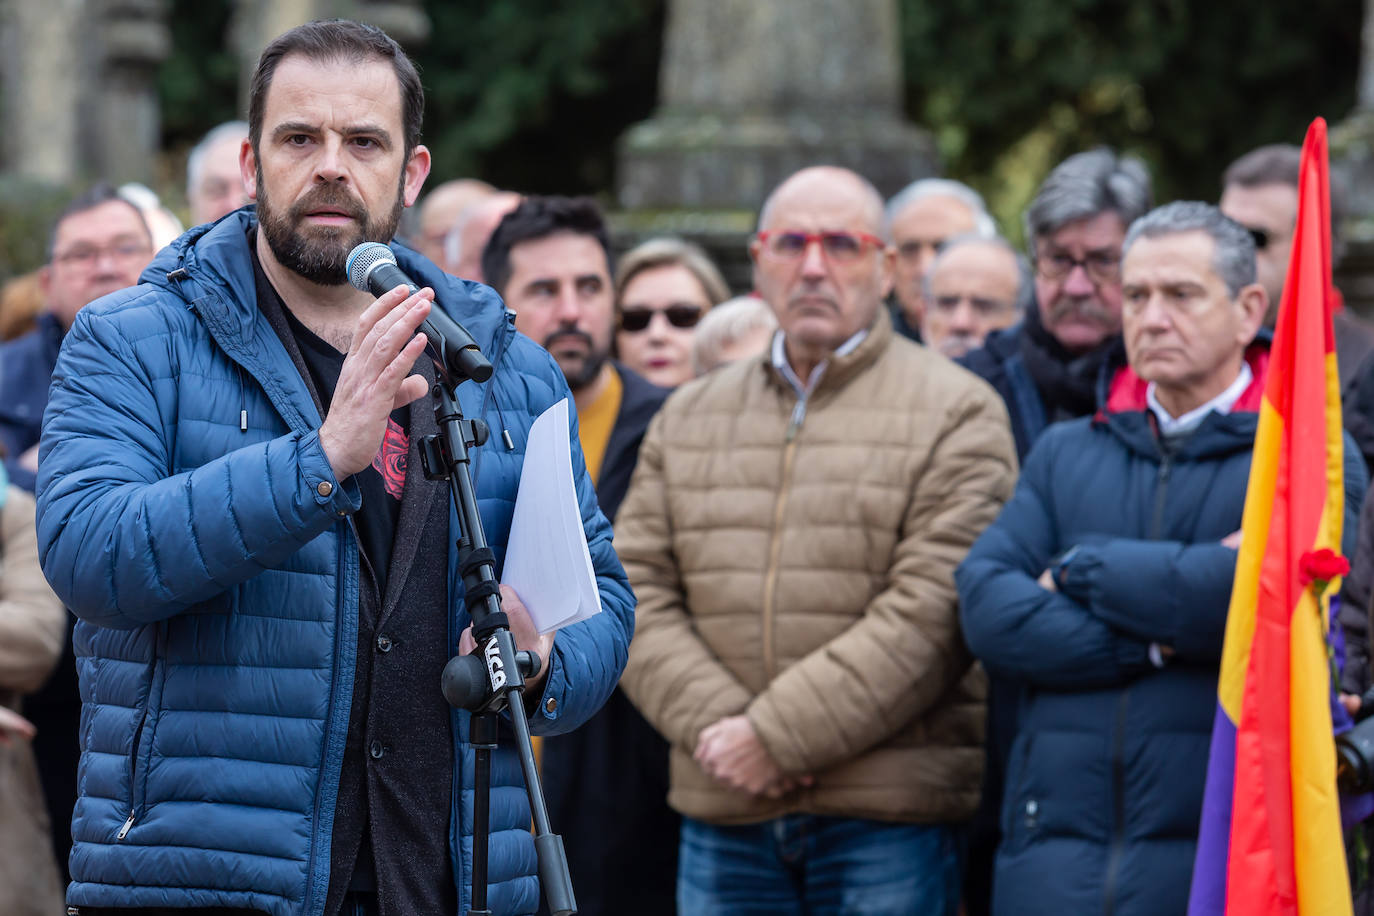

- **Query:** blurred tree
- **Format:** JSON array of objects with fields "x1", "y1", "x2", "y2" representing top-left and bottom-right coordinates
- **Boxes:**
[
  {"x1": 413, "y1": 0, "x2": 664, "y2": 194},
  {"x1": 146, "y1": 0, "x2": 1360, "y2": 237},
  {"x1": 160, "y1": 0, "x2": 241, "y2": 150},
  {"x1": 154, "y1": 0, "x2": 664, "y2": 199},
  {"x1": 900, "y1": 0, "x2": 1362, "y2": 243}
]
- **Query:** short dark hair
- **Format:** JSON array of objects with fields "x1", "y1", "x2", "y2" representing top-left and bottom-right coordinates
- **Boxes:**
[
  {"x1": 47, "y1": 183, "x2": 150, "y2": 261},
  {"x1": 1223, "y1": 144, "x2": 1301, "y2": 191},
  {"x1": 248, "y1": 19, "x2": 424, "y2": 160},
  {"x1": 481, "y1": 196, "x2": 613, "y2": 296},
  {"x1": 1222, "y1": 143, "x2": 1347, "y2": 265}
]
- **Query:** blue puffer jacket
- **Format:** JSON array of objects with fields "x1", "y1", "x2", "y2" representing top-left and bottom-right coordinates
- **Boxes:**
[
  {"x1": 34, "y1": 210, "x2": 634, "y2": 916},
  {"x1": 957, "y1": 339, "x2": 1365, "y2": 916}
]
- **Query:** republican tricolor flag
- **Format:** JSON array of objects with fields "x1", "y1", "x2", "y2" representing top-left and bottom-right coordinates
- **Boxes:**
[{"x1": 1187, "y1": 118, "x2": 1351, "y2": 915}]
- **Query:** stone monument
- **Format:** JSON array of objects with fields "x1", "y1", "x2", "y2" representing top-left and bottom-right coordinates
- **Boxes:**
[
  {"x1": 230, "y1": 0, "x2": 430, "y2": 115},
  {"x1": 93, "y1": 0, "x2": 172, "y2": 185},
  {"x1": 0, "y1": 0, "x2": 171, "y2": 186},
  {"x1": 0, "y1": 0, "x2": 85, "y2": 184},
  {"x1": 614, "y1": 0, "x2": 937, "y2": 289}
]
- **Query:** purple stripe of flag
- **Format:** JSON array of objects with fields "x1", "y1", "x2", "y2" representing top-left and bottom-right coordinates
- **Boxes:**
[{"x1": 1189, "y1": 704, "x2": 1237, "y2": 915}]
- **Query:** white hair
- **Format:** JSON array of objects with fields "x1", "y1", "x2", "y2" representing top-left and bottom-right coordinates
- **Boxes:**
[
  {"x1": 187, "y1": 121, "x2": 249, "y2": 198},
  {"x1": 883, "y1": 178, "x2": 996, "y2": 241},
  {"x1": 920, "y1": 233, "x2": 1033, "y2": 314}
]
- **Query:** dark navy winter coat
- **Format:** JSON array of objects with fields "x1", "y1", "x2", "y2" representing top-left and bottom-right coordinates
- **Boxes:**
[
  {"x1": 957, "y1": 341, "x2": 1365, "y2": 916},
  {"x1": 34, "y1": 210, "x2": 635, "y2": 916},
  {"x1": 0, "y1": 310, "x2": 63, "y2": 492}
]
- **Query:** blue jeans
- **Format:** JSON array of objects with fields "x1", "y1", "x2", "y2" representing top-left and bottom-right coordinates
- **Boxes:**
[{"x1": 678, "y1": 815, "x2": 962, "y2": 915}]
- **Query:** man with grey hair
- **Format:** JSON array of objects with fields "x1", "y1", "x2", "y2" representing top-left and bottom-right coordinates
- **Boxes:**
[
  {"x1": 185, "y1": 120, "x2": 249, "y2": 225},
  {"x1": 957, "y1": 146, "x2": 1150, "y2": 915},
  {"x1": 921, "y1": 234, "x2": 1029, "y2": 358},
  {"x1": 962, "y1": 148, "x2": 1151, "y2": 460},
  {"x1": 884, "y1": 178, "x2": 997, "y2": 341},
  {"x1": 959, "y1": 200, "x2": 1364, "y2": 915},
  {"x1": 620, "y1": 164, "x2": 1015, "y2": 913}
]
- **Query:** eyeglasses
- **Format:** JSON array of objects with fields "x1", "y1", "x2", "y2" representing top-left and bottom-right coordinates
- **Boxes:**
[
  {"x1": 619, "y1": 304, "x2": 704, "y2": 333},
  {"x1": 756, "y1": 230, "x2": 884, "y2": 263},
  {"x1": 1035, "y1": 249, "x2": 1121, "y2": 284},
  {"x1": 1246, "y1": 227, "x2": 1270, "y2": 251},
  {"x1": 53, "y1": 239, "x2": 152, "y2": 270},
  {"x1": 896, "y1": 237, "x2": 947, "y2": 263},
  {"x1": 932, "y1": 293, "x2": 1015, "y2": 316}
]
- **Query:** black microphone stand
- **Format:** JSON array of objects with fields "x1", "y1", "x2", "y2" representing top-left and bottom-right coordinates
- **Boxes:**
[{"x1": 418, "y1": 359, "x2": 577, "y2": 916}]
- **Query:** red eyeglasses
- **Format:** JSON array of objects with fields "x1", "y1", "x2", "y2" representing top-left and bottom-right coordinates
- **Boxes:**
[{"x1": 756, "y1": 230, "x2": 885, "y2": 263}]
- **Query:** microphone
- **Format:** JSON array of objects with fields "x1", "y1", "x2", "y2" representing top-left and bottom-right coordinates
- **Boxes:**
[{"x1": 346, "y1": 242, "x2": 493, "y2": 383}]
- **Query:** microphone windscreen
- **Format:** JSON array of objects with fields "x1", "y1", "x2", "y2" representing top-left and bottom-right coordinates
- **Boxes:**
[{"x1": 346, "y1": 242, "x2": 396, "y2": 293}]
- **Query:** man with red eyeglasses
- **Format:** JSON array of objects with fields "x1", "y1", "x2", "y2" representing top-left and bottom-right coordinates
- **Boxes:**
[{"x1": 618, "y1": 165, "x2": 1016, "y2": 915}]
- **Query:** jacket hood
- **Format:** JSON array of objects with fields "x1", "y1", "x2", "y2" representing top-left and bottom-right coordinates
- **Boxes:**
[{"x1": 139, "y1": 207, "x2": 511, "y2": 358}]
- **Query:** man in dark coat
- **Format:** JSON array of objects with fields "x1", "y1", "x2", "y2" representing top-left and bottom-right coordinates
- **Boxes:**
[
  {"x1": 958, "y1": 201, "x2": 1365, "y2": 915},
  {"x1": 956, "y1": 147, "x2": 1153, "y2": 914},
  {"x1": 481, "y1": 197, "x2": 674, "y2": 916}
]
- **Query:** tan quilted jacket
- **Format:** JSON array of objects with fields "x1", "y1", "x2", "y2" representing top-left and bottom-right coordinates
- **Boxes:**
[
  {"x1": 0, "y1": 485, "x2": 67, "y2": 915},
  {"x1": 618, "y1": 310, "x2": 1017, "y2": 825}
]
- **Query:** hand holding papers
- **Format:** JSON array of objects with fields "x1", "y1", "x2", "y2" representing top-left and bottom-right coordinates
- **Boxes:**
[{"x1": 501, "y1": 398, "x2": 602, "y2": 634}]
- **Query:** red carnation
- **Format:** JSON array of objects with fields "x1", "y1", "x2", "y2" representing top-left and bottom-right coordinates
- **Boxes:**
[{"x1": 1299, "y1": 548, "x2": 1350, "y2": 588}]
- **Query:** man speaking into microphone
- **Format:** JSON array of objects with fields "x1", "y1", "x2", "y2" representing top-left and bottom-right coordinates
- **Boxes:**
[{"x1": 34, "y1": 19, "x2": 632, "y2": 916}]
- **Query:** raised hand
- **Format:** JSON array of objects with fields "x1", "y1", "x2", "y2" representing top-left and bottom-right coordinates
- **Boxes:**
[{"x1": 319, "y1": 284, "x2": 433, "y2": 480}]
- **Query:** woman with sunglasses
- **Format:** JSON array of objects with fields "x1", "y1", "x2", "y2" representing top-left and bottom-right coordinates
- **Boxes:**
[{"x1": 615, "y1": 238, "x2": 730, "y2": 388}]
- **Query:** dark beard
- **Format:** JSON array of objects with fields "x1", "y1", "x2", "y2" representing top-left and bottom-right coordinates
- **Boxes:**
[
  {"x1": 256, "y1": 167, "x2": 405, "y2": 286},
  {"x1": 544, "y1": 327, "x2": 608, "y2": 391}
]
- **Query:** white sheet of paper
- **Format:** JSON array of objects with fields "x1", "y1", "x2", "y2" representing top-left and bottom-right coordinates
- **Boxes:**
[{"x1": 502, "y1": 398, "x2": 602, "y2": 634}]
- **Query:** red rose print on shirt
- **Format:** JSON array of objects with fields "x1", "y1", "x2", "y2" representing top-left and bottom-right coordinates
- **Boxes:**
[{"x1": 372, "y1": 417, "x2": 408, "y2": 499}]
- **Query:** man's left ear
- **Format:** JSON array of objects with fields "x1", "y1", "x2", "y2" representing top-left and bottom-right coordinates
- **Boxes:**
[{"x1": 403, "y1": 145, "x2": 432, "y2": 208}]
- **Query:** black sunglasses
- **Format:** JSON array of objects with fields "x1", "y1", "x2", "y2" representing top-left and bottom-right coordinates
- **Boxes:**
[
  {"x1": 619, "y1": 304, "x2": 704, "y2": 333},
  {"x1": 1247, "y1": 227, "x2": 1270, "y2": 251}
]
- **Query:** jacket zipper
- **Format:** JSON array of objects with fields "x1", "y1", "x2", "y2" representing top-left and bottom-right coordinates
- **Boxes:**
[
  {"x1": 1149, "y1": 453, "x2": 1173, "y2": 540},
  {"x1": 118, "y1": 699, "x2": 149, "y2": 838},
  {"x1": 1101, "y1": 454, "x2": 1172, "y2": 905},
  {"x1": 1100, "y1": 690, "x2": 1130, "y2": 915},
  {"x1": 118, "y1": 621, "x2": 168, "y2": 841},
  {"x1": 761, "y1": 397, "x2": 805, "y2": 679}
]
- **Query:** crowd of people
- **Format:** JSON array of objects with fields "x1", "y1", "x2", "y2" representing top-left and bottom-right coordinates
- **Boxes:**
[{"x1": 1, "y1": 16, "x2": 1373, "y2": 916}]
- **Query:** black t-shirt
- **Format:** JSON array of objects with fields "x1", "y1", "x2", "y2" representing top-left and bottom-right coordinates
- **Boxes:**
[{"x1": 279, "y1": 304, "x2": 409, "y2": 593}]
